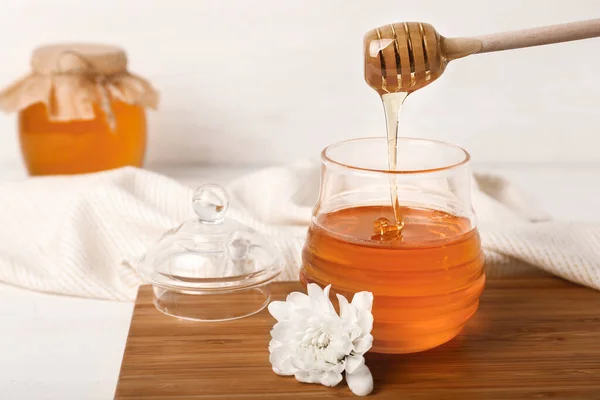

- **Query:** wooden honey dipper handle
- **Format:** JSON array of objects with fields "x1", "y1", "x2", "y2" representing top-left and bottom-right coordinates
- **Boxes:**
[{"x1": 444, "y1": 18, "x2": 600, "y2": 60}]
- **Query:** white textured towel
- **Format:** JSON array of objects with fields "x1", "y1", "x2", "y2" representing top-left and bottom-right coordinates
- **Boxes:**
[{"x1": 0, "y1": 163, "x2": 598, "y2": 301}]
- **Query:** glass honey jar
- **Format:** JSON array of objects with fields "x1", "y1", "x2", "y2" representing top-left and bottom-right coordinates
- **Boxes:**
[
  {"x1": 0, "y1": 43, "x2": 158, "y2": 175},
  {"x1": 300, "y1": 137, "x2": 485, "y2": 354}
]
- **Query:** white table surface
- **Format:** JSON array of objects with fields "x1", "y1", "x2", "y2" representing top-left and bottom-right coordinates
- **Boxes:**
[{"x1": 1, "y1": 162, "x2": 599, "y2": 400}]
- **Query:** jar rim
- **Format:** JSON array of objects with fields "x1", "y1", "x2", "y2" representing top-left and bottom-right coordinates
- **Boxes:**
[{"x1": 321, "y1": 137, "x2": 471, "y2": 175}]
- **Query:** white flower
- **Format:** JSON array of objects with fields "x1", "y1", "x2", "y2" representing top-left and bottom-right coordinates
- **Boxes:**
[{"x1": 268, "y1": 283, "x2": 374, "y2": 396}]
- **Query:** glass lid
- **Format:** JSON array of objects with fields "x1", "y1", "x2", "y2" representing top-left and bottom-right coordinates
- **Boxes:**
[{"x1": 138, "y1": 184, "x2": 282, "y2": 294}]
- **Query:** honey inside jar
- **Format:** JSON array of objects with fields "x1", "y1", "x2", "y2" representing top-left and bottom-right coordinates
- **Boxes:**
[
  {"x1": 19, "y1": 101, "x2": 146, "y2": 175},
  {"x1": 301, "y1": 204, "x2": 485, "y2": 354}
]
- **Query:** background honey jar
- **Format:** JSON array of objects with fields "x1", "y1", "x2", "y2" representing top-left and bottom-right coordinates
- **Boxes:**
[{"x1": 0, "y1": 43, "x2": 158, "y2": 175}]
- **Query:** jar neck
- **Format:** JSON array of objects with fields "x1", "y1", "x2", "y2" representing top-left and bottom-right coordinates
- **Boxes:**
[{"x1": 316, "y1": 160, "x2": 475, "y2": 227}]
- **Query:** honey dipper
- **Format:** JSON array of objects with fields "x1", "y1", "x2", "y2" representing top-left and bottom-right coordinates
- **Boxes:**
[{"x1": 365, "y1": 18, "x2": 600, "y2": 94}]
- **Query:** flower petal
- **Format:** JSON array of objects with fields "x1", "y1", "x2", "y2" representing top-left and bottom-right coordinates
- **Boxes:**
[
  {"x1": 320, "y1": 371, "x2": 343, "y2": 387},
  {"x1": 268, "y1": 301, "x2": 290, "y2": 321},
  {"x1": 332, "y1": 359, "x2": 346, "y2": 374},
  {"x1": 357, "y1": 312, "x2": 374, "y2": 336},
  {"x1": 273, "y1": 364, "x2": 295, "y2": 376},
  {"x1": 322, "y1": 347, "x2": 342, "y2": 365},
  {"x1": 307, "y1": 283, "x2": 327, "y2": 311},
  {"x1": 323, "y1": 284, "x2": 331, "y2": 298},
  {"x1": 351, "y1": 292, "x2": 373, "y2": 313},
  {"x1": 307, "y1": 283, "x2": 336, "y2": 314},
  {"x1": 268, "y1": 338, "x2": 282, "y2": 353},
  {"x1": 348, "y1": 326, "x2": 362, "y2": 342},
  {"x1": 353, "y1": 334, "x2": 373, "y2": 355},
  {"x1": 323, "y1": 285, "x2": 337, "y2": 314},
  {"x1": 295, "y1": 370, "x2": 322, "y2": 384},
  {"x1": 286, "y1": 292, "x2": 311, "y2": 309},
  {"x1": 269, "y1": 346, "x2": 296, "y2": 376},
  {"x1": 293, "y1": 371, "x2": 311, "y2": 383},
  {"x1": 336, "y1": 293, "x2": 351, "y2": 322},
  {"x1": 328, "y1": 334, "x2": 354, "y2": 357},
  {"x1": 270, "y1": 323, "x2": 296, "y2": 343},
  {"x1": 346, "y1": 363, "x2": 374, "y2": 396},
  {"x1": 292, "y1": 348, "x2": 317, "y2": 371},
  {"x1": 345, "y1": 355, "x2": 365, "y2": 374}
]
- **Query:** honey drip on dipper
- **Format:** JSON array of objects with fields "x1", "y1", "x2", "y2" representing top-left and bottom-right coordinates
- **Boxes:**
[
  {"x1": 364, "y1": 22, "x2": 446, "y2": 239},
  {"x1": 364, "y1": 18, "x2": 600, "y2": 239}
]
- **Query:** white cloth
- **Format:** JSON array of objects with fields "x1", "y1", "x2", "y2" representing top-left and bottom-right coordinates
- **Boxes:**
[{"x1": 0, "y1": 163, "x2": 598, "y2": 301}]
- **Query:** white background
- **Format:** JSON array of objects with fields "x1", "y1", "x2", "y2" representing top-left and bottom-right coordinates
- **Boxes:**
[{"x1": 0, "y1": 0, "x2": 599, "y2": 171}]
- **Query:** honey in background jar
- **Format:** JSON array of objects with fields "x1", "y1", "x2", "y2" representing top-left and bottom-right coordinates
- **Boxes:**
[
  {"x1": 0, "y1": 43, "x2": 158, "y2": 175},
  {"x1": 19, "y1": 101, "x2": 146, "y2": 175}
]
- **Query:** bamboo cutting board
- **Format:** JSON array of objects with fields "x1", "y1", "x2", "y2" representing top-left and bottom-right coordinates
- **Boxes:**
[{"x1": 115, "y1": 278, "x2": 600, "y2": 399}]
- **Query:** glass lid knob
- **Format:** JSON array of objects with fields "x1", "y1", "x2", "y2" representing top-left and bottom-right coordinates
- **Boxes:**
[{"x1": 192, "y1": 184, "x2": 229, "y2": 224}]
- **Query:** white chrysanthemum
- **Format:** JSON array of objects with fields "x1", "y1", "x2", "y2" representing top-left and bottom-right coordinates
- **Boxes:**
[{"x1": 268, "y1": 283, "x2": 374, "y2": 396}]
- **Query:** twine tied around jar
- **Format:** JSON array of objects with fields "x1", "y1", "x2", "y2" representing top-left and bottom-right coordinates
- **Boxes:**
[{"x1": 56, "y1": 50, "x2": 117, "y2": 132}]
